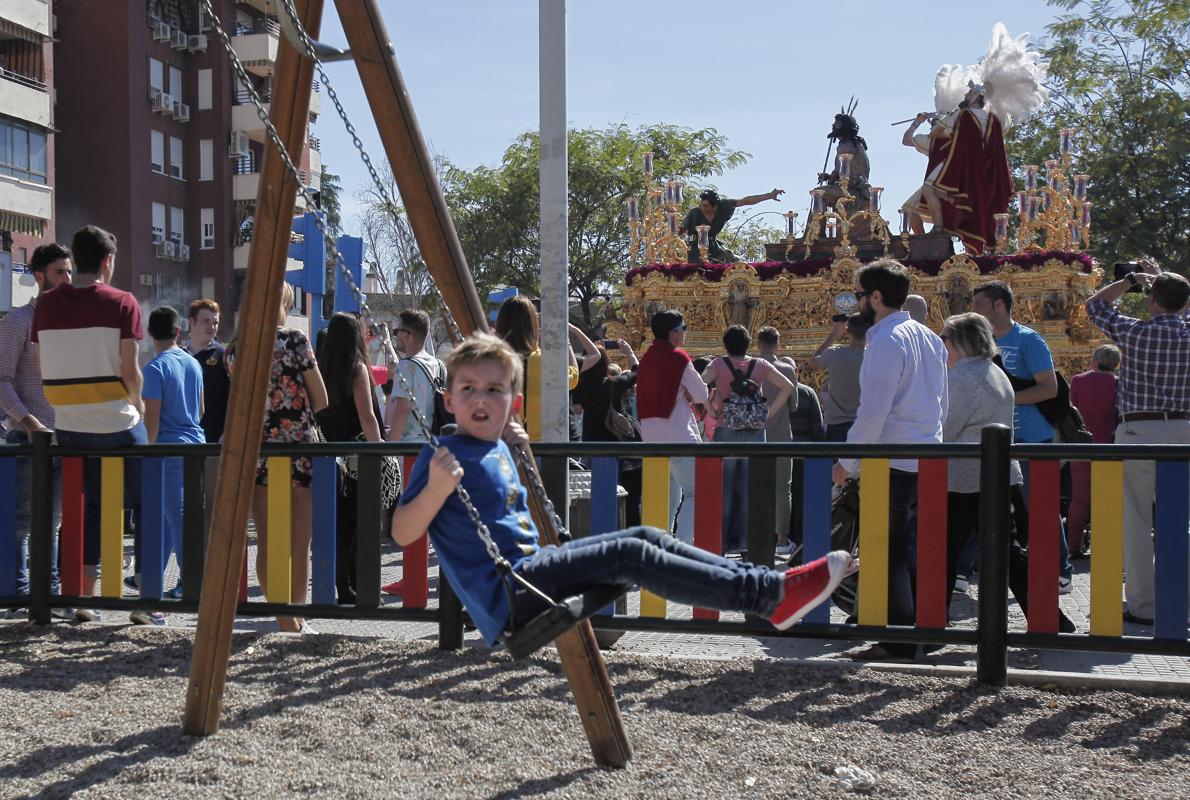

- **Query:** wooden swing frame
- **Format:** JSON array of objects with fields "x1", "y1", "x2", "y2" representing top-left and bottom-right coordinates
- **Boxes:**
[{"x1": 182, "y1": 0, "x2": 632, "y2": 768}]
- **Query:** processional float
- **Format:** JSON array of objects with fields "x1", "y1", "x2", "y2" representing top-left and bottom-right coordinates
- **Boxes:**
[{"x1": 183, "y1": 0, "x2": 632, "y2": 768}]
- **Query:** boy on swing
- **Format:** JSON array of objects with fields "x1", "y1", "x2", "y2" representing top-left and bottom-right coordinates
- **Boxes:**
[{"x1": 391, "y1": 333, "x2": 856, "y2": 648}]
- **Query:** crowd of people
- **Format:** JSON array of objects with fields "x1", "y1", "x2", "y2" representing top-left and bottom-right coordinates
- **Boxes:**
[{"x1": 2, "y1": 226, "x2": 1187, "y2": 646}]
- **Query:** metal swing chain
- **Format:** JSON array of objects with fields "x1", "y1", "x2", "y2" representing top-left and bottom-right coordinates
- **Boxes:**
[
  {"x1": 272, "y1": 0, "x2": 572, "y2": 542},
  {"x1": 201, "y1": 0, "x2": 518, "y2": 575}
]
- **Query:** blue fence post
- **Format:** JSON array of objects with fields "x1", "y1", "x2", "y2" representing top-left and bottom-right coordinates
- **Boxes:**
[
  {"x1": 590, "y1": 457, "x2": 619, "y2": 616},
  {"x1": 311, "y1": 456, "x2": 338, "y2": 606},
  {"x1": 141, "y1": 457, "x2": 165, "y2": 600},
  {"x1": 801, "y1": 458, "x2": 833, "y2": 625},
  {"x1": 1154, "y1": 461, "x2": 1189, "y2": 641}
]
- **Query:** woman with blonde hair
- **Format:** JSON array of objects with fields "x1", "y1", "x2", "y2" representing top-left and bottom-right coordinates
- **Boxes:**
[{"x1": 227, "y1": 282, "x2": 329, "y2": 632}]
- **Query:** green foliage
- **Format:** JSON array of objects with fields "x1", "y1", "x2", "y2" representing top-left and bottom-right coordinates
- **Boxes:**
[
  {"x1": 1010, "y1": 0, "x2": 1189, "y2": 278},
  {"x1": 319, "y1": 164, "x2": 343, "y2": 240},
  {"x1": 437, "y1": 124, "x2": 751, "y2": 329}
]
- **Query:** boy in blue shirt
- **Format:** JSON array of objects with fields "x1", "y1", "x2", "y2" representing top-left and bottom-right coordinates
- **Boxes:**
[
  {"x1": 392, "y1": 333, "x2": 855, "y2": 648},
  {"x1": 143, "y1": 306, "x2": 205, "y2": 602}
]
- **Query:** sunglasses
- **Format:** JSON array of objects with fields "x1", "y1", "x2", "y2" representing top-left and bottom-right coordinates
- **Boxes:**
[
  {"x1": 673, "y1": 323, "x2": 687, "y2": 332},
  {"x1": 854, "y1": 290, "x2": 869, "y2": 300}
]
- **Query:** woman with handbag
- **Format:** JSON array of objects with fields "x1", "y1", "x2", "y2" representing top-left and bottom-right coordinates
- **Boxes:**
[
  {"x1": 316, "y1": 312, "x2": 386, "y2": 605},
  {"x1": 575, "y1": 340, "x2": 642, "y2": 526},
  {"x1": 226, "y1": 283, "x2": 328, "y2": 633}
]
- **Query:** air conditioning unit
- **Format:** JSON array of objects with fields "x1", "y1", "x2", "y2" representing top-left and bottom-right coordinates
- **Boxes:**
[
  {"x1": 152, "y1": 21, "x2": 171, "y2": 43},
  {"x1": 156, "y1": 241, "x2": 176, "y2": 259},
  {"x1": 174, "y1": 101, "x2": 190, "y2": 122},
  {"x1": 171, "y1": 29, "x2": 188, "y2": 50},
  {"x1": 139, "y1": 274, "x2": 154, "y2": 286},
  {"x1": 228, "y1": 130, "x2": 250, "y2": 159},
  {"x1": 188, "y1": 34, "x2": 208, "y2": 53},
  {"x1": 153, "y1": 91, "x2": 174, "y2": 114},
  {"x1": 177, "y1": 244, "x2": 191, "y2": 262},
  {"x1": 151, "y1": 231, "x2": 164, "y2": 245}
]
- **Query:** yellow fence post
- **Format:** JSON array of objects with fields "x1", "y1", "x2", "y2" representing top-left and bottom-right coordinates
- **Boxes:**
[
  {"x1": 1089, "y1": 460, "x2": 1124, "y2": 637},
  {"x1": 640, "y1": 457, "x2": 669, "y2": 618},
  {"x1": 100, "y1": 458, "x2": 124, "y2": 598},
  {"x1": 857, "y1": 458, "x2": 890, "y2": 626},
  {"x1": 266, "y1": 457, "x2": 292, "y2": 604}
]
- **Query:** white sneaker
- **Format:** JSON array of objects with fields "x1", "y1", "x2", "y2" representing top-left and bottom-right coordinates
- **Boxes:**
[
  {"x1": 1058, "y1": 576, "x2": 1073, "y2": 595},
  {"x1": 775, "y1": 541, "x2": 800, "y2": 559}
]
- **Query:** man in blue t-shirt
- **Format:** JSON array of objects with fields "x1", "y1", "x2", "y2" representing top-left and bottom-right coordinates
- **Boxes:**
[
  {"x1": 973, "y1": 280, "x2": 1073, "y2": 589},
  {"x1": 143, "y1": 306, "x2": 205, "y2": 599}
]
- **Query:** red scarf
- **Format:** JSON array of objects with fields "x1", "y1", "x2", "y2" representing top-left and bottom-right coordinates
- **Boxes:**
[{"x1": 636, "y1": 339, "x2": 692, "y2": 419}]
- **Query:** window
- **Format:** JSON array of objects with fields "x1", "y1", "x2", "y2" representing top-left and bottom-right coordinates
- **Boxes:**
[
  {"x1": 151, "y1": 202, "x2": 166, "y2": 242},
  {"x1": 169, "y1": 136, "x2": 183, "y2": 179},
  {"x1": 0, "y1": 119, "x2": 49, "y2": 183},
  {"x1": 150, "y1": 130, "x2": 165, "y2": 173},
  {"x1": 169, "y1": 206, "x2": 184, "y2": 243},
  {"x1": 200, "y1": 208, "x2": 215, "y2": 249},
  {"x1": 169, "y1": 66, "x2": 183, "y2": 103},
  {"x1": 197, "y1": 69, "x2": 212, "y2": 110},
  {"x1": 199, "y1": 139, "x2": 213, "y2": 181},
  {"x1": 149, "y1": 57, "x2": 164, "y2": 95}
]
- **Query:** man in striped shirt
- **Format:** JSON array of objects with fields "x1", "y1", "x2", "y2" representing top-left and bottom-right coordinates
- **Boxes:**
[
  {"x1": 31, "y1": 225, "x2": 150, "y2": 622},
  {"x1": 1086, "y1": 261, "x2": 1190, "y2": 625}
]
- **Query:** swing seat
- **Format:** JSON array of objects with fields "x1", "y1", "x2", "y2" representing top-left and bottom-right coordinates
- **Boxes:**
[{"x1": 502, "y1": 585, "x2": 628, "y2": 661}]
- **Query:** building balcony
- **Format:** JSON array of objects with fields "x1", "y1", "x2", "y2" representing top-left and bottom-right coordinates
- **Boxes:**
[
  {"x1": 230, "y1": 19, "x2": 278, "y2": 77},
  {"x1": 0, "y1": 69, "x2": 51, "y2": 128},
  {"x1": 233, "y1": 242, "x2": 302, "y2": 272},
  {"x1": 2, "y1": 0, "x2": 51, "y2": 38},
  {"x1": 231, "y1": 88, "x2": 319, "y2": 141},
  {"x1": 0, "y1": 174, "x2": 51, "y2": 235}
]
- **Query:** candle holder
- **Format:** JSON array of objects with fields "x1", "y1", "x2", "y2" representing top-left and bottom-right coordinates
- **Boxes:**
[
  {"x1": 801, "y1": 171, "x2": 892, "y2": 258},
  {"x1": 782, "y1": 210, "x2": 800, "y2": 260},
  {"x1": 696, "y1": 224, "x2": 710, "y2": 263},
  {"x1": 626, "y1": 154, "x2": 690, "y2": 266},
  {"x1": 993, "y1": 213, "x2": 1010, "y2": 254},
  {"x1": 1015, "y1": 127, "x2": 1093, "y2": 253},
  {"x1": 899, "y1": 209, "x2": 911, "y2": 258}
]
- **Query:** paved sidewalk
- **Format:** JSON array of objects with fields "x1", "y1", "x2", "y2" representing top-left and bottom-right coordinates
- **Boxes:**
[{"x1": 8, "y1": 532, "x2": 1187, "y2": 688}]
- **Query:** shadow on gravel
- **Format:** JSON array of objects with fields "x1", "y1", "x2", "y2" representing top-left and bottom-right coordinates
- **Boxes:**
[{"x1": 0, "y1": 723, "x2": 199, "y2": 794}]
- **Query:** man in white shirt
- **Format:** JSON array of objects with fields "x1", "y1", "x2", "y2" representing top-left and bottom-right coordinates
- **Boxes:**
[
  {"x1": 833, "y1": 259, "x2": 948, "y2": 660},
  {"x1": 637, "y1": 310, "x2": 708, "y2": 543},
  {"x1": 386, "y1": 309, "x2": 444, "y2": 443}
]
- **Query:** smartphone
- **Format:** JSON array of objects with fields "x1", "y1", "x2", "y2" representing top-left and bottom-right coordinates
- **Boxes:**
[
  {"x1": 1114, "y1": 262, "x2": 1143, "y2": 293},
  {"x1": 602, "y1": 339, "x2": 621, "y2": 350}
]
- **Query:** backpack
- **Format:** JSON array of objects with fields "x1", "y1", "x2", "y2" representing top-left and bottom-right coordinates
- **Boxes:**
[
  {"x1": 719, "y1": 357, "x2": 769, "y2": 431},
  {"x1": 405, "y1": 356, "x2": 455, "y2": 436},
  {"x1": 992, "y1": 356, "x2": 1093, "y2": 444}
]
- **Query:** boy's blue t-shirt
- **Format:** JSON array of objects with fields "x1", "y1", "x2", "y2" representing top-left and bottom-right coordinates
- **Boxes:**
[
  {"x1": 995, "y1": 322, "x2": 1056, "y2": 443},
  {"x1": 399, "y1": 434, "x2": 540, "y2": 646},
  {"x1": 142, "y1": 347, "x2": 206, "y2": 444}
]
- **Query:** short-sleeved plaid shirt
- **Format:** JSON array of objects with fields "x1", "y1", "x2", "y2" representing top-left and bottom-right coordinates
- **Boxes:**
[{"x1": 1086, "y1": 299, "x2": 1190, "y2": 416}]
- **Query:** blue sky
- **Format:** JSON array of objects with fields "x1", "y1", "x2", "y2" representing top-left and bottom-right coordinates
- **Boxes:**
[{"x1": 313, "y1": 1, "x2": 1063, "y2": 240}]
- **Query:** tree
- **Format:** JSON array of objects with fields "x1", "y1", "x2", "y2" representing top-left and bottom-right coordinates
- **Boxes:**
[
  {"x1": 435, "y1": 124, "x2": 752, "y2": 330},
  {"x1": 353, "y1": 163, "x2": 438, "y2": 309},
  {"x1": 319, "y1": 163, "x2": 344, "y2": 239},
  {"x1": 1011, "y1": 0, "x2": 1189, "y2": 274}
]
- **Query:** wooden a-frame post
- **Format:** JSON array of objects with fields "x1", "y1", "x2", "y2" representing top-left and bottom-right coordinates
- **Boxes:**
[{"x1": 185, "y1": 0, "x2": 633, "y2": 768}]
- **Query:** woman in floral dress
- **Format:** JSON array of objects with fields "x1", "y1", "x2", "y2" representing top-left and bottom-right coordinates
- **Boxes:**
[{"x1": 228, "y1": 283, "x2": 328, "y2": 632}]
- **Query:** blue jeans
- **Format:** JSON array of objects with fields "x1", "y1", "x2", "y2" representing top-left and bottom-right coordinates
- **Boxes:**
[
  {"x1": 714, "y1": 426, "x2": 765, "y2": 552},
  {"x1": 163, "y1": 457, "x2": 184, "y2": 573},
  {"x1": 1019, "y1": 447, "x2": 1073, "y2": 581},
  {"x1": 6, "y1": 429, "x2": 61, "y2": 595},
  {"x1": 55, "y1": 423, "x2": 147, "y2": 574},
  {"x1": 512, "y1": 526, "x2": 784, "y2": 624}
]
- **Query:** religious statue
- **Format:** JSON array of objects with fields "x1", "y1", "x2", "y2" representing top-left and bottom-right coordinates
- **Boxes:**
[
  {"x1": 680, "y1": 188, "x2": 784, "y2": 263},
  {"x1": 722, "y1": 278, "x2": 759, "y2": 331},
  {"x1": 899, "y1": 24, "x2": 1048, "y2": 253},
  {"x1": 944, "y1": 274, "x2": 972, "y2": 315},
  {"x1": 815, "y1": 101, "x2": 871, "y2": 218}
]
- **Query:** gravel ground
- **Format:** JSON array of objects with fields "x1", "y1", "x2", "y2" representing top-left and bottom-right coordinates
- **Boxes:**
[{"x1": 0, "y1": 624, "x2": 1186, "y2": 800}]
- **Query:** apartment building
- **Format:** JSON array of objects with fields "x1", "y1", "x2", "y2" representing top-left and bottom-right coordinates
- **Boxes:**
[
  {"x1": 0, "y1": 0, "x2": 55, "y2": 303},
  {"x1": 54, "y1": 0, "x2": 319, "y2": 315}
]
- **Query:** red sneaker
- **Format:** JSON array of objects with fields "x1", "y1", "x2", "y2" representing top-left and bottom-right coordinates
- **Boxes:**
[
  {"x1": 768, "y1": 551, "x2": 856, "y2": 630},
  {"x1": 381, "y1": 580, "x2": 405, "y2": 596}
]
